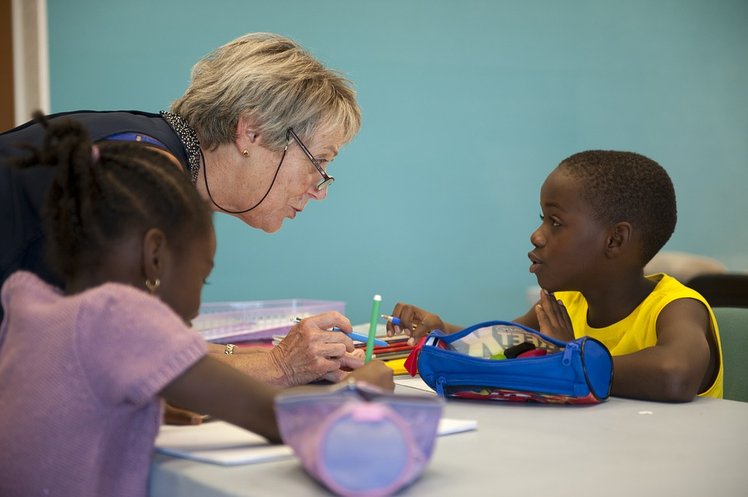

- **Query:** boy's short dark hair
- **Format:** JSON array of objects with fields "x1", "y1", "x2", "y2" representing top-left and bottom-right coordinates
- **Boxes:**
[{"x1": 558, "y1": 150, "x2": 676, "y2": 266}]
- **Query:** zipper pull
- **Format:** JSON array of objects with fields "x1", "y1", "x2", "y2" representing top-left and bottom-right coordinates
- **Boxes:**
[
  {"x1": 562, "y1": 342, "x2": 578, "y2": 366},
  {"x1": 436, "y1": 376, "x2": 446, "y2": 397}
]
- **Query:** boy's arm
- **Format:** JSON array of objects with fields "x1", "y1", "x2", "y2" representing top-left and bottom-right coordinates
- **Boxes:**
[
  {"x1": 512, "y1": 306, "x2": 540, "y2": 330},
  {"x1": 520, "y1": 293, "x2": 714, "y2": 402},
  {"x1": 611, "y1": 298, "x2": 713, "y2": 402}
]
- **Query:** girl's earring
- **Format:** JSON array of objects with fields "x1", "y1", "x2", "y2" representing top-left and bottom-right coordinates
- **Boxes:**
[
  {"x1": 242, "y1": 149, "x2": 249, "y2": 157},
  {"x1": 145, "y1": 278, "x2": 161, "y2": 294}
]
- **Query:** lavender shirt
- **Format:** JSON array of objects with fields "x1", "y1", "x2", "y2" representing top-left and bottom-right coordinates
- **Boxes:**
[{"x1": 0, "y1": 271, "x2": 207, "y2": 497}]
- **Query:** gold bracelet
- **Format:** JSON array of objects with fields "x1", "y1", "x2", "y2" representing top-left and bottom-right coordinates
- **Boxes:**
[{"x1": 224, "y1": 343, "x2": 236, "y2": 355}]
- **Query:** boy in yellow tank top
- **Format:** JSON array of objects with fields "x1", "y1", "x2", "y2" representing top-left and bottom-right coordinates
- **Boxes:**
[{"x1": 386, "y1": 151, "x2": 722, "y2": 402}]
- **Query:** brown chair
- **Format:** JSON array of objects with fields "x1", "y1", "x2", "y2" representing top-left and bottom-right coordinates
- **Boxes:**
[
  {"x1": 687, "y1": 273, "x2": 748, "y2": 308},
  {"x1": 687, "y1": 273, "x2": 748, "y2": 402}
]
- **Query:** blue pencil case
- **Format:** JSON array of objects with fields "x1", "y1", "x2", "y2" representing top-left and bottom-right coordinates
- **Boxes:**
[{"x1": 405, "y1": 320, "x2": 613, "y2": 404}]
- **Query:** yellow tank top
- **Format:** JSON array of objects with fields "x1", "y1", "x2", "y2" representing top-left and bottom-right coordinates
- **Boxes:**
[{"x1": 556, "y1": 273, "x2": 723, "y2": 398}]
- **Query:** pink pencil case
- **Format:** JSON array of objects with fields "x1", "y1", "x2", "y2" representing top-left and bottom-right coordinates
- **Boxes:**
[{"x1": 274, "y1": 381, "x2": 443, "y2": 497}]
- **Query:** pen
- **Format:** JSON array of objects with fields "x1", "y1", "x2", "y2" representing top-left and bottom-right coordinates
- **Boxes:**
[
  {"x1": 380, "y1": 313, "x2": 401, "y2": 326},
  {"x1": 381, "y1": 313, "x2": 417, "y2": 330},
  {"x1": 292, "y1": 317, "x2": 387, "y2": 347}
]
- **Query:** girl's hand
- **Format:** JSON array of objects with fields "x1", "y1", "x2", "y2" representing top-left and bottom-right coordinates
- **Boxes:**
[
  {"x1": 534, "y1": 289, "x2": 575, "y2": 342},
  {"x1": 163, "y1": 402, "x2": 206, "y2": 425},
  {"x1": 343, "y1": 359, "x2": 395, "y2": 392}
]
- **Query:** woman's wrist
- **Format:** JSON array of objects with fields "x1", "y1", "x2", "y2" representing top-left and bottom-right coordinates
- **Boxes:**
[
  {"x1": 267, "y1": 345, "x2": 295, "y2": 387},
  {"x1": 207, "y1": 343, "x2": 292, "y2": 386}
]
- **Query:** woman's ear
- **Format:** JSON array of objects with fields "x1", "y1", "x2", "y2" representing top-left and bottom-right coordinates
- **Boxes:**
[
  {"x1": 237, "y1": 114, "x2": 259, "y2": 145},
  {"x1": 604, "y1": 222, "x2": 632, "y2": 258},
  {"x1": 141, "y1": 228, "x2": 168, "y2": 288}
]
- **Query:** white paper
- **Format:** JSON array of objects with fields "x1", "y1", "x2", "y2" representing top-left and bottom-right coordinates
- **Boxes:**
[
  {"x1": 394, "y1": 376, "x2": 435, "y2": 393},
  {"x1": 155, "y1": 417, "x2": 477, "y2": 466},
  {"x1": 437, "y1": 417, "x2": 478, "y2": 436},
  {"x1": 154, "y1": 421, "x2": 294, "y2": 466}
]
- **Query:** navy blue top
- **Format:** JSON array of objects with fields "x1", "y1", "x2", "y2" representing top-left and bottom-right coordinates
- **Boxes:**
[{"x1": 0, "y1": 111, "x2": 189, "y2": 322}]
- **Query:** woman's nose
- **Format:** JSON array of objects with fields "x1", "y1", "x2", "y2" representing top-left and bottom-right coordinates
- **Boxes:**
[{"x1": 309, "y1": 185, "x2": 328, "y2": 200}]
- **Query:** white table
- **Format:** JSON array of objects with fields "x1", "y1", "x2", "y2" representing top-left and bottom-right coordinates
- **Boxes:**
[{"x1": 149, "y1": 384, "x2": 748, "y2": 496}]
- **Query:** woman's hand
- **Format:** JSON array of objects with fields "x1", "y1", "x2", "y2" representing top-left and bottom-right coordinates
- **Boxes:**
[
  {"x1": 319, "y1": 348, "x2": 365, "y2": 382},
  {"x1": 534, "y1": 289, "x2": 575, "y2": 342},
  {"x1": 268, "y1": 311, "x2": 357, "y2": 386},
  {"x1": 387, "y1": 302, "x2": 458, "y2": 345}
]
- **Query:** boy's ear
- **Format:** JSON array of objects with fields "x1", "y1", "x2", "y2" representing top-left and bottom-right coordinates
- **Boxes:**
[
  {"x1": 604, "y1": 222, "x2": 632, "y2": 258},
  {"x1": 141, "y1": 228, "x2": 168, "y2": 282}
]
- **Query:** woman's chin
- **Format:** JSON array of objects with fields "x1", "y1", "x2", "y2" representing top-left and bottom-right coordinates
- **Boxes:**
[{"x1": 231, "y1": 212, "x2": 284, "y2": 233}]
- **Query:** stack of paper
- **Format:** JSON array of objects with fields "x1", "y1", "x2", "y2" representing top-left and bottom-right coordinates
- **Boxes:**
[{"x1": 155, "y1": 417, "x2": 477, "y2": 466}]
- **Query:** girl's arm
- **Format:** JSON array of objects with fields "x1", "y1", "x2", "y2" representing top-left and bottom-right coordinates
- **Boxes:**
[
  {"x1": 161, "y1": 355, "x2": 282, "y2": 442},
  {"x1": 160, "y1": 356, "x2": 396, "y2": 442}
]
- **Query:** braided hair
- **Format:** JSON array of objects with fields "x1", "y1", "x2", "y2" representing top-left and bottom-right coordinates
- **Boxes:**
[{"x1": 17, "y1": 112, "x2": 213, "y2": 282}]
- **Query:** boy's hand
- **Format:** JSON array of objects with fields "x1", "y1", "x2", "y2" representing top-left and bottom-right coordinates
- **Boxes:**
[
  {"x1": 387, "y1": 302, "x2": 448, "y2": 345},
  {"x1": 534, "y1": 289, "x2": 575, "y2": 342}
]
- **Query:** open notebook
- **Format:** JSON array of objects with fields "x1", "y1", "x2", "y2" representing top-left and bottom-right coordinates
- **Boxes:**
[{"x1": 155, "y1": 417, "x2": 477, "y2": 466}]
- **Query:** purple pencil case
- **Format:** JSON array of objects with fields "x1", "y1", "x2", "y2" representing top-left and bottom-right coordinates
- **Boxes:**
[{"x1": 275, "y1": 381, "x2": 443, "y2": 497}]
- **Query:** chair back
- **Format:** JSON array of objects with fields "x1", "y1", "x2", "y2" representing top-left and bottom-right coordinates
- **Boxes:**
[{"x1": 687, "y1": 273, "x2": 748, "y2": 402}]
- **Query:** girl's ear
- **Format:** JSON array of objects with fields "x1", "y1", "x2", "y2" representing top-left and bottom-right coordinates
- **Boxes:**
[
  {"x1": 142, "y1": 228, "x2": 168, "y2": 286},
  {"x1": 604, "y1": 222, "x2": 632, "y2": 258}
]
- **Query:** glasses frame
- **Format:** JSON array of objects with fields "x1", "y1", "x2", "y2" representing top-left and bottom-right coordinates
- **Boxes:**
[{"x1": 287, "y1": 128, "x2": 335, "y2": 191}]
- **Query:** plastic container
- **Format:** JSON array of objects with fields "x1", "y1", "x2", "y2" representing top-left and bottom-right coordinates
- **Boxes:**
[{"x1": 192, "y1": 299, "x2": 346, "y2": 343}]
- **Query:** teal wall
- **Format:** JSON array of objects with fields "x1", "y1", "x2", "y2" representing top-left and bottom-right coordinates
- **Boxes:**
[{"x1": 47, "y1": 0, "x2": 748, "y2": 325}]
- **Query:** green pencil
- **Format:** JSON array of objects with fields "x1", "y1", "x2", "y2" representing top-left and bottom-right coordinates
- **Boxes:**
[{"x1": 365, "y1": 294, "x2": 382, "y2": 363}]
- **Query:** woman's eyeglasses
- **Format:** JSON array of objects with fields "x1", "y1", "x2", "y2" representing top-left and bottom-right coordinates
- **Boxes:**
[{"x1": 287, "y1": 128, "x2": 334, "y2": 191}]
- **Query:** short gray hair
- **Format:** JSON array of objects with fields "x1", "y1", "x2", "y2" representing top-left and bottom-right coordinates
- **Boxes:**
[{"x1": 171, "y1": 32, "x2": 361, "y2": 151}]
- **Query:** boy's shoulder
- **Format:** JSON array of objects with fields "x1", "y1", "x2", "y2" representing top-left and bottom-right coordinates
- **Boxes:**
[{"x1": 648, "y1": 273, "x2": 704, "y2": 301}]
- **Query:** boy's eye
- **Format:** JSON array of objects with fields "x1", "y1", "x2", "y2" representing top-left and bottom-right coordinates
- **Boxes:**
[{"x1": 540, "y1": 213, "x2": 561, "y2": 227}]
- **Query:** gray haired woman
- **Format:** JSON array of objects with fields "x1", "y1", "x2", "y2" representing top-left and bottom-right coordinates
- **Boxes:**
[{"x1": 0, "y1": 32, "x2": 364, "y2": 395}]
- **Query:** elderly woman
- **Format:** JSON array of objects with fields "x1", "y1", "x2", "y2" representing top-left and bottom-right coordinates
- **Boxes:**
[{"x1": 0, "y1": 33, "x2": 363, "y2": 389}]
